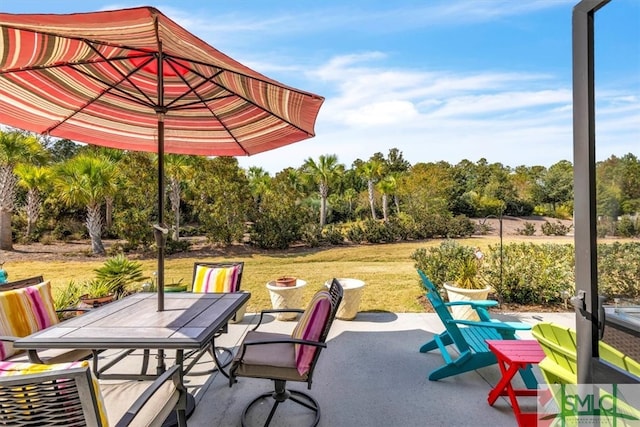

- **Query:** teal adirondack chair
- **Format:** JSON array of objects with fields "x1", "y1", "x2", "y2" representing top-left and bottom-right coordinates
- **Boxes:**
[{"x1": 417, "y1": 269, "x2": 537, "y2": 385}]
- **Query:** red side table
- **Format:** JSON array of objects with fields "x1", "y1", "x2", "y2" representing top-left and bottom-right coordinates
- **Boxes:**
[{"x1": 486, "y1": 340, "x2": 545, "y2": 427}]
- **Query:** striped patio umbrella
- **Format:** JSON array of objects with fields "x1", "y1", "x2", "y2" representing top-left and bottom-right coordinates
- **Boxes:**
[{"x1": 0, "y1": 7, "x2": 324, "y2": 310}]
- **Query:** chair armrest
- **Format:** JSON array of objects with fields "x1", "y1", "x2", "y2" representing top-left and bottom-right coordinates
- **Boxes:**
[
  {"x1": 444, "y1": 300, "x2": 498, "y2": 308},
  {"x1": 235, "y1": 336, "x2": 327, "y2": 361},
  {"x1": 0, "y1": 335, "x2": 17, "y2": 343},
  {"x1": 243, "y1": 337, "x2": 327, "y2": 349},
  {"x1": 450, "y1": 319, "x2": 532, "y2": 331},
  {"x1": 114, "y1": 364, "x2": 185, "y2": 427},
  {"x1": 252, "y1": 309, "x2": 306, "y2": 330}
]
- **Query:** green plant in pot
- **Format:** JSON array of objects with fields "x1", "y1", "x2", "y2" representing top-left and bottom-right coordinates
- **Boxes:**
[
  {"x1": 78, "y1": 279, "x2": 115, "y2": 309},
  {"x1": 94, "y1": 254, "x2": 146, "y2": 298},
  {"x1": 54, "y1": 280, "x2": 83, "y2": 319},
  {"x1": 412, "y1": 240, "x2": 490, "y2": 320}
]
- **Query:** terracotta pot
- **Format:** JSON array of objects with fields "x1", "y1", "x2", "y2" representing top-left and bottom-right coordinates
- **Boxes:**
[
  {"x1": 275, "y1": 276, "x2": 297, "y2": 287},
  {"x1": 77, "y1": 294, "x2": 114, "y2": 314}
]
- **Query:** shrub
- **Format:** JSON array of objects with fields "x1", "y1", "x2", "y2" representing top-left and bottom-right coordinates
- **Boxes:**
[
  {"x1": 541, "y1": 221, "x2": 572, "y2": 236},
  {"x1": 322, "y1": 224, "x2": 345, "y2": 245},
  {"x1": 360, "y1": 218, "x2": 396, "y2": 243},
  {"x1": 615, "y1": 215, "x2": 638, "y2": 237},
  {"x1": 516, "y1": 222, "x2": 536, "y2": 236},
  {"x1": 164, "y1": 237, "x2": 191, "y2": 255},
  {"x1": 300, "y1": 223, "x2": 322, "y2": 247},
  {"x1": 475, "y1": 222, "x2": 494, "y2": 236},
  {"x1": 598, "y1": 242, "x2": 640, "y2": 299},
  {"x1": 345, "y1": 222, "x2": 366, "y2": 244},
  {"x1": 411, "y1": 240, "x2": 485, "y2": 289},
  {"x1": 446, "y1": 215, "x2": 475, "y2": 238},
  {"x1": 483, "y1": 243, "x2": 574, "y2": 305}
]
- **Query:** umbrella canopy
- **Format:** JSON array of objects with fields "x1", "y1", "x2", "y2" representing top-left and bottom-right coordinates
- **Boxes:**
[{"x1": 0, "y1": 7, "x2": 324, "y2": 310}]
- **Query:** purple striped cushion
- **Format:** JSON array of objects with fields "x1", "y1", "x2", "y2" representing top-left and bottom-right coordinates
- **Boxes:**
[
  {"x1": 291, "y1": 291, "x2": 332, "y2": 375},
  {"x1": 0, "y1": 281, "x2": 59, "y2": 360}
]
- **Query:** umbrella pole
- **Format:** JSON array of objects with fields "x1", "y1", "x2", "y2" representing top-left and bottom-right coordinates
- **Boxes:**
[
  {"x1": 155, "y1": 116, "x2": 167, "y2": 312},
  {"x1": 156, "y1": 42, "x2": 167, "y2": 312}
]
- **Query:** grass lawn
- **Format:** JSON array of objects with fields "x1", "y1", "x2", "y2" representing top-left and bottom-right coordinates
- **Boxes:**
[{"x1": 8, "y1": 236, "x2": 574, "y2": 313}]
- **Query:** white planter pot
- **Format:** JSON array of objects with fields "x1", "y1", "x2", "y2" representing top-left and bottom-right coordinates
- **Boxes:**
[
  {"x1": 325, "y1": 278, "x2": 365, "y2": 320},
  {"x1": 229, "y1": 291, "x2": 249, "y2": 323},
  {"x1": 266, "y1": 279, "x2": 307, "y2": 321},
  {"x1": 443, "y1": 283, "x2": 491, "y2": 321}
]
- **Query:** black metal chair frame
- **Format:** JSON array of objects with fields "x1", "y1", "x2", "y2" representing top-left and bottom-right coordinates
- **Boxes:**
[
  {"x1": 229, "y1": 278, "x2": 343, "y2": 427},
  {"x1": 183, "y1": 261, "x2": 245, "y2": 376}
]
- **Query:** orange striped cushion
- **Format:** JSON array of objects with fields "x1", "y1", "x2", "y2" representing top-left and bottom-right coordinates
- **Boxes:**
[
  {"x1": 0, "y1": 360, "x2": 108, "y2": 425},
  {"x1": 192, "y1": 265, "x2": 241, "y2": 293},
  {"x1": 0, "y1": 281, "x2": 59, "y2": 360},
  {"x1": 291, "y1": 290, "x2": 332, "y2": 375}
]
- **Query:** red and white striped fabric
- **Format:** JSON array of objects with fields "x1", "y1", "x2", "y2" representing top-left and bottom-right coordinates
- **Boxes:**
[{"x1": 0, "y1": 7, "x2": 323, "y2": 156}]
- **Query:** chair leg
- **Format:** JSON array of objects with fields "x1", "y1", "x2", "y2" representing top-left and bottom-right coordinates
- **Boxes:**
[
  {"x1": 183, "y1": 343, "x2": 233, "y2": 376},
  {"x1": 420, "y1": 332, "x2": 452, "y2": 353},
  {"x1": 241, "y1": 380, "x2": 320, "y2": 427}
]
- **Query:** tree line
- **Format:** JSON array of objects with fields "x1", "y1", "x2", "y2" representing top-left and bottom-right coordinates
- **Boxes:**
[{"x1": 0, "y1": 129, "x2": 638, "y2": 254}]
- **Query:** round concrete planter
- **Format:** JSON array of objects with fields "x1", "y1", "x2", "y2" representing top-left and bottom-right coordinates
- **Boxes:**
[
  {"x1": 325, "y1": 278, "x2": 365, "y2": 320},
  {"x1": 229, "y1": 291, "x2": 249, "y2": 323},
  {"x1": 443, "y1": 283, "x2": 492, "y2": 321},
  {"x1": 266, "y1": 279, "x2": 307, "y2": 321}
]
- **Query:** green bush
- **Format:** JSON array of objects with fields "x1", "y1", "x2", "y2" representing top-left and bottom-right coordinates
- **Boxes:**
[
  {"x1": 300, "y1": 223, "x2": 322, "y2": 247},
  {"x1": 598, "y1": 242, "x2": 640, "y2": 299},
  {"x1": 446, "y1": 215, "x2": 475, "y2": 238},
  {"x1": 484, "y1": 243, "x2": 574, "y2": 305},
  {"x1": 615, "y1": 215, "x2": 638, "y2": 237},
  {"x1": 411, "y1": 240, "x2": 485, "y2": 289},
  {"x1": 541, "y1": 221, "x2": 571, "y2": 236},
  {"x1": 322, "y1": 224, "x2": 345, "y2": 245},
  {"x1": 360, "y1": 218, "x2": 396, "y2": 243},
  {"x1": 164, "y1": 238, "x2": 191, "y2": 255},
  {"x1": 516, "y1": 222, "x2": 536, "y2": 236},
  {"x1": 475, "y1": 222, "x2": 494, "y2": 236},
  {"x1": 345, "y1": 222, "x2": 366, "y2": 244}
]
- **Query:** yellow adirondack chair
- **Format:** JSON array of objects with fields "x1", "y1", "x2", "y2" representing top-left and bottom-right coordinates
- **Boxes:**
[{"x1": 532, "y1": 322, "x2": 640, "y2": 424}]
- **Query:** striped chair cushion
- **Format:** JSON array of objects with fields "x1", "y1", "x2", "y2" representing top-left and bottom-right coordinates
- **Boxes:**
[
  {"x1": 192, "y1": 264, "x2": 241, "y2": 293},
  {"x1": 291, "y1": 290, "x2": 332, "y2": 375},
  {"x1": 0, "y1": 360, "x2": 108, "y2": 426},
  {"x1": 0, "y1": 281, "x2": 59, "y2": 360}
]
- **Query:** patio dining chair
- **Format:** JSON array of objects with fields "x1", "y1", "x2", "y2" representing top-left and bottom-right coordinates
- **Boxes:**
[
  {"x1": 184, "y1": 261, "x2": 244, "y2": 374},
  {"x1": 0, "y1": 360, "x2": 187, "y2": 426},
  {"x1": 0, "y1": 277, "x2": 92, "y2": 364},
  {"x1": 229, "y1": 278, "x2": 343, "y2": 427},
  {"x1": 417, "y1": 269, "x2": 537, "y2": 385}
]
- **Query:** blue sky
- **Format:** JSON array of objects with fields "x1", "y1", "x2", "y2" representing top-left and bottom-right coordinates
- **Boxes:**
[{"x1": 4, "y1": 1, "x2": 639, "y2": 174}]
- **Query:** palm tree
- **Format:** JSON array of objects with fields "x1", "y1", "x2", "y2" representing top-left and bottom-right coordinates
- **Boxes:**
[
  {"x1": 165, "y1": 154, "x2": 193, "y2": 241},
  {"x1": 357, "y1": 159, "x2": 384, "y2": 220},
  {"x1": 0, "y1": 130, "x2": 48, "y2": 250},
  {"x1": 247, "y1": 166, "x2": 271, "y2": 208},
  {"x1": 376, "y1": 175, "x2": 397, "y2": 222},
  {"x1": 92, "y1": 147, "x2": 125, "y2": 231},
  {"x1": 15, "y1": 164, "x2": 51, "y2": 239},
  {"x1": 55, "y1": 155, "x2": 118, "y2": 255},
  {"x1": 302, "y1": 154, "x2": 341, "y2": 227}
]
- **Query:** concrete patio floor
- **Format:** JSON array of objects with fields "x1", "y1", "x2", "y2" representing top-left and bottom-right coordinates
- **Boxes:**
[{"x1": 180, "y1": 310, "x2": 576, "y2": 427}]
